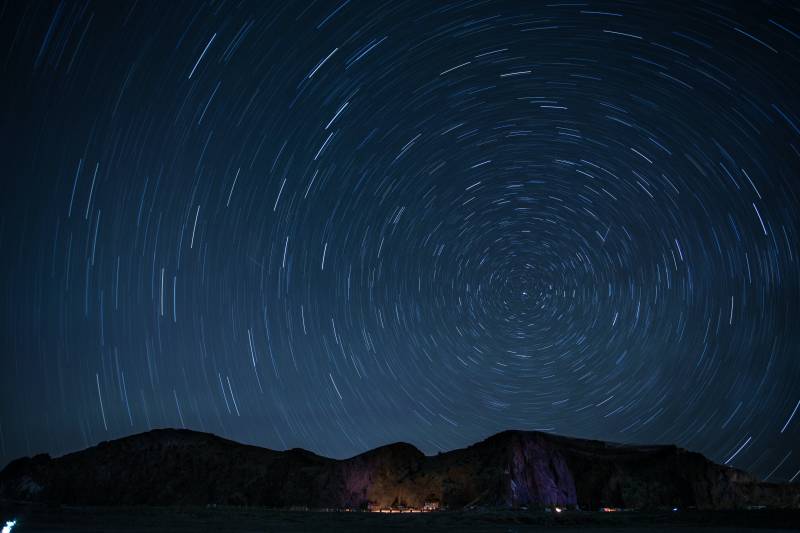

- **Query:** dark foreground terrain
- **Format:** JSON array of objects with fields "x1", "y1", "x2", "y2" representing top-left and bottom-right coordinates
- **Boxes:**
[
  {"x1": 2, "y1": 429, "x2": 798, "y2": 511},
  {"x1": 1, "y1": 504, "x2": 799, "y2": 532}
]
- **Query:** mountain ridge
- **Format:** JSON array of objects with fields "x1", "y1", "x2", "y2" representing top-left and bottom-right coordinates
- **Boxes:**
[{"x1": 1, "y1": 428, "x2": 797, "y2": 510}]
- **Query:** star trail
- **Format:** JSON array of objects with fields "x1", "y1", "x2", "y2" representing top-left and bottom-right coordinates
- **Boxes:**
[{"x1": 1, "y1": 1, "x2": 799, "y2": 483}]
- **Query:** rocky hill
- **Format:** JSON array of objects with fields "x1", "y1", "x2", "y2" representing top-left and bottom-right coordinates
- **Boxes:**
[{"x1": 1, "y1": 429, "x2": 797, "y2": 510}]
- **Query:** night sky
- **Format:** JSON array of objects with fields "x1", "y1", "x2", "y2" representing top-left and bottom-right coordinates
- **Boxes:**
[{"x1": 1, "y1": 0, "x2": 799, "y2": 483}]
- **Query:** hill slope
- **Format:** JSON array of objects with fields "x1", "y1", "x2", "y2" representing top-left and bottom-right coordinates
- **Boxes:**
[{"x1": 1, "y1": 429, "x2": 797, "y2": 510}]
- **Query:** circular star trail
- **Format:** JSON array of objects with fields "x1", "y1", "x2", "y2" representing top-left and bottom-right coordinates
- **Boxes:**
[{"x1": 1, "y1": 1, "x2": 799, "y2": 482}]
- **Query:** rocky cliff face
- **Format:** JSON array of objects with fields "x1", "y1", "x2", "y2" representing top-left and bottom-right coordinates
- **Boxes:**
[{"x1": 1, "y1": 428, "x2": 797, "y2": 510}]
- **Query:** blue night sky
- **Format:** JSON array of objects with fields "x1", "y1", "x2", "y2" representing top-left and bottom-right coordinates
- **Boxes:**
[{"x1": 1, "y1": 0, "x2": 799, "y2": 482}]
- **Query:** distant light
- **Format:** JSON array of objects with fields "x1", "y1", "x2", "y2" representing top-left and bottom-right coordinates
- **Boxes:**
[
  {"x1": 672, "y1": 507, "x2": 678, "y2": 512},
  {"x1": 554, "y1": 507, "x2": 562, "y2": 513},
  {"x1": 2, "y1": 520, "x2": 17, "y2": 533}
]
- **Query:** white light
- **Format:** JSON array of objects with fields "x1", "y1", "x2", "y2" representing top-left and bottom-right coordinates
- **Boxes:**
[{"x1": 2, "y1": 520, "x2": 17, "y2": 533}]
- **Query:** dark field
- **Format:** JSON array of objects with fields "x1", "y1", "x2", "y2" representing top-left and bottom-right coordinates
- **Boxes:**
[{"x1": 1, "y1": 504, "x2": 799, "y2": 532}]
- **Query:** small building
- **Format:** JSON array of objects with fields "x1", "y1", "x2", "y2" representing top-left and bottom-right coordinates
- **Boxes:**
[{"x1": 423, "y1": 497, "x2": 441, "y2": 511}]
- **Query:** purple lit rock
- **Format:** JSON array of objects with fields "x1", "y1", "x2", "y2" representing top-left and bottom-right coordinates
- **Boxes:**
[{"x1": 507, "y1": 432, "x2": 577, "y2": 507}]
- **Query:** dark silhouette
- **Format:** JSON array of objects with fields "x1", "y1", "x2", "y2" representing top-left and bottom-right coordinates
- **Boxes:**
[{"x1": 1, "y1": 429, "x2": 797, "y2": 510}]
